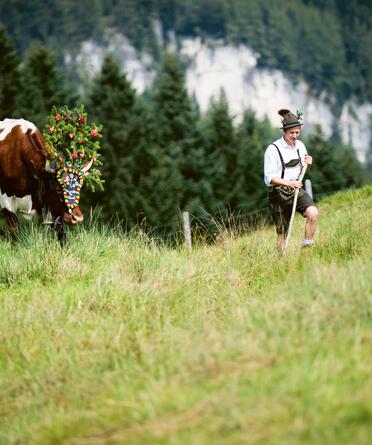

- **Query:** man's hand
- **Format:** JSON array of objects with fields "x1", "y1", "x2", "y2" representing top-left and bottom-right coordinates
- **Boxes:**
[
  {"x1": 287, "y1": 180, "x2": 303, "y2": 189},
  {"x1": 304, "y1": 154, "x2": 313, "y2": 166}
]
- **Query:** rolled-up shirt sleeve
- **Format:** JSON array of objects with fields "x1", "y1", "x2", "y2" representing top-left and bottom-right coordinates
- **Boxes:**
[{"x1": 264, "y1": 145, "x2": 281, "y2": 186}]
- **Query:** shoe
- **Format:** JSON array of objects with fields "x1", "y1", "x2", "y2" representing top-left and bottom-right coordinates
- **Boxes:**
[{"x1": 302, "y1": 239, "x2": 314, "y2": 248}]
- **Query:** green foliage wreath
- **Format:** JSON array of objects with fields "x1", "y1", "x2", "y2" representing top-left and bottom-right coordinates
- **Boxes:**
[{"x1": 43, "y1": 105, "x2": 104, "y2": 191}]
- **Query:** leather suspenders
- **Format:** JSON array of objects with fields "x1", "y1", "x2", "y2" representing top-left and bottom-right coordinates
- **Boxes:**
[{"x1": 272, "y1": 143, "x2": 302, "y2": 179}]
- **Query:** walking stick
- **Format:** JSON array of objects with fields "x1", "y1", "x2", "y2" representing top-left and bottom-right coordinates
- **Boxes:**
[{"x1": 282, "y1": 164, "x2": 308, "y2": 255}]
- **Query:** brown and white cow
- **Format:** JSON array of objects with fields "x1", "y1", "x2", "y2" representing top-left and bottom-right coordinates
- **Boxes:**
[{"x1": 0, "y1": 119, "x2": 89, "y2": 243}]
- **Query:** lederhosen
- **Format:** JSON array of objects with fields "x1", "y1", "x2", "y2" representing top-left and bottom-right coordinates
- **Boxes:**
[{"x1": 268, "y1": 144, "x2": 314, "y2": 234}]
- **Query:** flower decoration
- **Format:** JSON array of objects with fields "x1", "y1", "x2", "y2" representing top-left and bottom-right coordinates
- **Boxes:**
[
  {"x1": 296, "y1": 110, "x2": 304, "y2": 124},
  {"x1": 43, "y1": 105, "x2": 104, "y2": 195}
]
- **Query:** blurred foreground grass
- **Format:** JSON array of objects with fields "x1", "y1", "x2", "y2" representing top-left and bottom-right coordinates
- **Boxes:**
[{"x1": 0, "y1": 185, "x2": 371, "y2": 445}]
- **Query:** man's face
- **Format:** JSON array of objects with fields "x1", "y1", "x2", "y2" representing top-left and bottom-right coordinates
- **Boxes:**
[{"x1": 283, "y1": 126, "x2": 301, "y2": 147}]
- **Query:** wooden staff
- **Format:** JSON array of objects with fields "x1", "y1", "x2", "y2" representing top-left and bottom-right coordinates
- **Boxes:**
[{"x1": 283, "y1": 163, "x2": 308, "y2": 254}]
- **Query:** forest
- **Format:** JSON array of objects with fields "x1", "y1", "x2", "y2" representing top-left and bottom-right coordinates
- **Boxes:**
[
  {"x1": 0, "y1": 1, "x2": 368, "y2": 234},
  {"x1": 1, "y1": 0, "x2": 371, "y2": 103}
]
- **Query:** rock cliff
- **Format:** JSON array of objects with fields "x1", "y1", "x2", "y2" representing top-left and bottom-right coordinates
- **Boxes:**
[{"x1": 72, "y1": 32, "x2": 371, "y2": 162}]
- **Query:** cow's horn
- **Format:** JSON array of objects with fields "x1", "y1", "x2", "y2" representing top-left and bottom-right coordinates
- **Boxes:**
[
  {"x1": 81, "y1": 158, "x2": 94, "y2": 173},
  {"x1": 45, "y1": 160, "x2": 54, "y2": 173}
]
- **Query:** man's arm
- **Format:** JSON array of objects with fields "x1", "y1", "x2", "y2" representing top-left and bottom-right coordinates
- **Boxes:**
[{"x1": 304, "y1": 154, "x2": 312, "y2": 169}]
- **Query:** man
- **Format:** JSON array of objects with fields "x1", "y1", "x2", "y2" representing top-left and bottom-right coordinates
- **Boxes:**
[{"x1": 264, "y1": 109, "x2": 318, "y2": 253}]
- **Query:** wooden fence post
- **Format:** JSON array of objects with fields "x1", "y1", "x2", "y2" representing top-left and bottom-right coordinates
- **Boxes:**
[
  {"x1": 182, "y1": 211, "x2": 192, "y2": 250},
  {"x1": 305, "y1": 179, "x2": 313, "y2": 200}
]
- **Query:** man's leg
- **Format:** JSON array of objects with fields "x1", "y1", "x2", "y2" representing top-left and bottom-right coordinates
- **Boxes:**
[
  {"x1": 303, "y1": 205, "x2": 318, "y2": 245},
  {"x1": 269, "y1": 193, "x2": 290, "y2": 254},
  {"x1": 276, "y1": 207, "x2": 289, "y2": 255},
  {"x1": 276, "y1": 233, "x2": 286, "y2": 254}
]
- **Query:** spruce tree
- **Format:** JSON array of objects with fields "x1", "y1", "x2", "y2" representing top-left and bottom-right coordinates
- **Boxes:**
[
  {"x1": 86, "y1": 52, "x2": 188, "y2": 232},
  {"x1": 0, "y1": 27, "x2": 21, "y2": 119},
  {"x1": 135, "y1": 142, "x2": 184, "y2": 232},
  {"x1": 153, "y1": 52, "x2": 196, "y2": 146},
  {"x1": 87, "y1": 52, "x2": 139, "y2": 223},
  {"x1": 17, "y1": 43, "x2": 73, "y2": 128},
  {"x1": 201, "y1": 89, "x2": 237, "y2": 213},
  {"x1": 339, "y1": 144, "x2": 363, "y2": 188},
  {"x1": 152, "y1": 52, "x2": 208, "y2": 218},
  {"x1": 232, "y1": 110, "x2": 267, "y2": 213},
  {"x1": 109, "y1": 98, "x2": 184, "y2": 231},
  {"x1": 307, "y1": 126, "x2": 346, "y2": 197}
]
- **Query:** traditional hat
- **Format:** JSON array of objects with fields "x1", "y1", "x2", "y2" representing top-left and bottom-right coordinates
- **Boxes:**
[{"x1": 278, "y1": 109, "x2": 304, "y2": 129}]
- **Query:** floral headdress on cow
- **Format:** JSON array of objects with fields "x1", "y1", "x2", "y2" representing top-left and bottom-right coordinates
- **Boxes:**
[{"x1": 43, "y1": 105, "x2": 103, "y2": 212}]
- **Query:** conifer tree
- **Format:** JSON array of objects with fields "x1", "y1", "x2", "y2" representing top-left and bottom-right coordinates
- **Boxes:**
[
  {"x1": 135, "y1": 142, "x2": 184, "y2": 232},
  {"x1": 339, "y1": 144, "x2": 363, "y2": 188},
  {"x1": 87, "y1": 52, "x2": 186, "y2": 231},
  {"x1": 0, "y1": 27, "x2": 21, "y2": 119},
  {"x1": 232, "y1": 110, "x2": 266, "y2": 212},
  {"x1": 153, "y1": 52, "x2": 196, "y2": 147},
  {"x1": 152, "y1": 52, "x2": 208, "y2": 217},
  {"x1": 87, "y1": 52, "x2": 139, "y2": 223},
  {"x1": 201, "y1": 89, "x2": 237, "y2": 213},
  {"x1": 110, "y1": 98, "x2": 184, "y2": 231},
  {"x1": 306, "y1": 126, "x2": 346, "y2": 196},
  {"x1": 17, "y1": 43, "x2": 73, "y2": 128}
]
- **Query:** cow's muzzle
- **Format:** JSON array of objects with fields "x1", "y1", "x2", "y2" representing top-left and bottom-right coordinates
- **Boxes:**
[
  {"x1": 71, "y1": 213, "x2": 84, "y2": 225},
  {"x1": 63, "y1": 208, "x2": 84, "y2": 225}
]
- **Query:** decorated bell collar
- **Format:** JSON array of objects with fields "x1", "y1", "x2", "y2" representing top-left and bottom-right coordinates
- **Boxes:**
[{"x1": 56, "y1": 167, "x2": 85, "y2": 212}]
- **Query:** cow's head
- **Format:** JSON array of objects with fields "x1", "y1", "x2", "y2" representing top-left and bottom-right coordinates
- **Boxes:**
[{"x1": 44, "y1": 158, "x2": 94, "y2": 225}]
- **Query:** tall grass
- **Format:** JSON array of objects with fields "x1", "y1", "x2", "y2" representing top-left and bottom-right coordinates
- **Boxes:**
[{"x1": 0, "y1": 185, "x2": 371, "y2": 445}]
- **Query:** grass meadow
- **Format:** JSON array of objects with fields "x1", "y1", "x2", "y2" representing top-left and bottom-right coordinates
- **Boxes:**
[{"x1": 0, "y1": 185, "x2": 371, "y2": 445}]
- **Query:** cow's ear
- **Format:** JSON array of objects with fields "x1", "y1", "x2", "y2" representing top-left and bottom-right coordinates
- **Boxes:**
[
  {"x1": 81, "y1": 158, "x2": 94, "y2": 173},
  {"x1": 30, "y1": 159, "x2": 41, "y2": 179}
]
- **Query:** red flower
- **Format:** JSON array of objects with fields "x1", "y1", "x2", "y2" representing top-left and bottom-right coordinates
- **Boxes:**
[
  {"x1": 55, "y1": 114, "x2": 61, "y2": 122},
  {"x1": 78, "y1": 140, "x2": 85, "y2": 145},
  {"x1": 91, "y1": 129, "x2": 99, "y2": 137},
  {"x1": 72, "y1": 152, "x2": 78, "y2": 159},
  {"x1": 78, "y1": 115, "x2": 85, "y2": 124},
  {"x1": 65, "y1": 114, "x2": 72, "y2": 121},
  {"x1": 68, "y1": 132, "x2": 75, "y2": 139}
]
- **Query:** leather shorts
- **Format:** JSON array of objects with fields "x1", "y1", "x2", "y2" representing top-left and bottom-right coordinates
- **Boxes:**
[{"x1": 268, "y1": 186, "x2": 315, "y2": 234}]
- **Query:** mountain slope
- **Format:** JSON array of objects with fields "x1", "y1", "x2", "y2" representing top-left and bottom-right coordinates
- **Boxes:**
[{"x1": 0, "y1": 185, "x2": 371, "y2": 444}]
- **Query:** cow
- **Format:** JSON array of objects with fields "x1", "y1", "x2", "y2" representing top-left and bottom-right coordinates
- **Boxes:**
[{"x1": 0, "y1": 118, "x2": 91, "y2": 243}]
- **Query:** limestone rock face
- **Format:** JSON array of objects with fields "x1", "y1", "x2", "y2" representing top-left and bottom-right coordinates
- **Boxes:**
[{"x1": 71, "y1": 33, "x2": 371, "y2": 163}]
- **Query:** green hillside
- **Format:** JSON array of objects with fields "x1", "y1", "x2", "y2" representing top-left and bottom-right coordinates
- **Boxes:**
[{"x1": 0, "y1": 185, "x2": 371, "y2": 444}]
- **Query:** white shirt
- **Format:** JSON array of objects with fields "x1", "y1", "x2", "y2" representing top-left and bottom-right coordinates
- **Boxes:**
[{"x1": 264, "y1": 137, "x2": 308, "y2": 186}]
